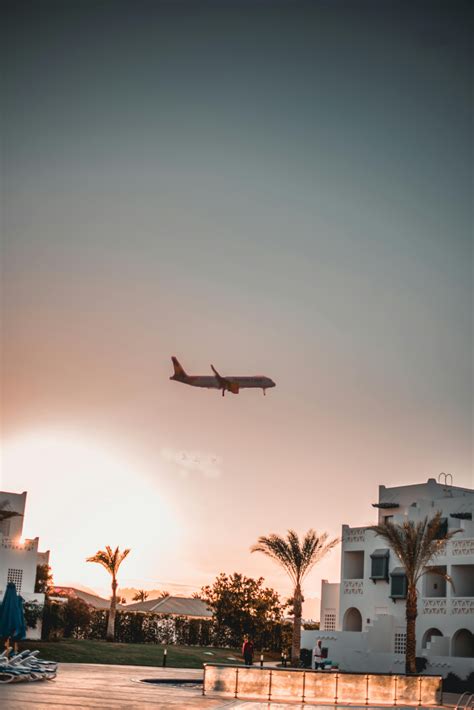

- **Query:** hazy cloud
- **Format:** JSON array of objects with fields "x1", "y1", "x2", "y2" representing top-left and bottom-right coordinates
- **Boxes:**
[{"x1": 161, "y1": 448, "x2": 222, "y2": 480}]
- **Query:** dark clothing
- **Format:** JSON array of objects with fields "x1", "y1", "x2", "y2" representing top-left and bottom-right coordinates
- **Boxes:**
[{"x1": 242, "y1": 640, "x2": 254, "y2": 666}]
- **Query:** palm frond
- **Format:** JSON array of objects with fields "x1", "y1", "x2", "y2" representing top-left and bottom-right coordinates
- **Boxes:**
[
  {"x1": 86, "y1": 546, "x2": 131, "y2": 576},
  {"x1": 251, "y1": 529, "x2": 338, "y2": 585},
  {"x1": 370, "y1": 512, "x2": 461, "y2": 586}
]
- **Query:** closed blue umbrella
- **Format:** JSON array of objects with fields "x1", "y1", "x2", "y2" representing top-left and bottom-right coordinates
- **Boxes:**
[
  {"x1": 15, "y1": 594, "x2": 27, "y2": 641},
  {"x1": 0, "y1": 582, "x2": 25, "y2": 640}
]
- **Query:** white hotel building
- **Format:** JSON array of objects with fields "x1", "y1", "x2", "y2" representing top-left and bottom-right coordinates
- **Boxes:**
[
  {"x1": 0, "y1": 490, "x2": 50, "y2": 639},
  {"x1": 302, "y1": 477, "x2": 474, "y2": 679}
]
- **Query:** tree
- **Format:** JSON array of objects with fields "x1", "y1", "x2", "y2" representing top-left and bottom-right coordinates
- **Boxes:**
[
  {"x1": 132, "y1": 590, "x2": 149, "y2": 603},
  {"x1": 251, "y1": 529, "x2": 338, "y2": 665},
  {"x1": 35, "y1": 564, "x2": 54, "y2": 594},
  {"x1": 200, "y1": 573, "x2": 284, "y2": 648},
  {"x1": 370, "y1": 511, "x2": 458, "y2": 674},
  {"x1": 86, "y1": 546, "x2": 130, "y2": 641}
]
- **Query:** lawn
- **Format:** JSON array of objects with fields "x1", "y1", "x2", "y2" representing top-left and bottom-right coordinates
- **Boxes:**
[{"x1": 18, "y1": 638, "x2": 245, "y2": 668}]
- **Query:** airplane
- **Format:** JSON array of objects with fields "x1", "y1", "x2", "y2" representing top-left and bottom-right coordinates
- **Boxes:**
[{"x1": 170, "y1": 356, "x2": 276, "y2": 396}]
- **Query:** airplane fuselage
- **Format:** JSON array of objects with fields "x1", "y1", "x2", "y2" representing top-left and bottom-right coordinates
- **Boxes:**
[{"x1": 173, "y1": 374, "x2": 275, "y2": 390}]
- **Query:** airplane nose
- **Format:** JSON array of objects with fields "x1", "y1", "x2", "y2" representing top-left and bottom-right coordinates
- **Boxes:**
[{"x1": 270, "y1": 379, "x2": 276, "y2": 387}]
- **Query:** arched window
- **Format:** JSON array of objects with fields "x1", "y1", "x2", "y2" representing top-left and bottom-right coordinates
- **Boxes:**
[
  {"x1": 422, "y1": 628, "x2": 442, "y2": 649},
  {"x1": 343, "y1": 607, "x2": 362, "y2": 632},
  {"x1": 452, "y1": 629, "x2": 474, "y2": 657}
]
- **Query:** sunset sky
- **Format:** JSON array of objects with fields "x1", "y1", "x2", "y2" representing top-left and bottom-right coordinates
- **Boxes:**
[{"x1": 2, "y1": 1, "x2": 472, "y2": 603}]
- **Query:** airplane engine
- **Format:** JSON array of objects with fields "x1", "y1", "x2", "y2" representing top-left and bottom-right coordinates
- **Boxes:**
[{"x1": 227, "y1": 383, "x2": 240, "y2": 394}]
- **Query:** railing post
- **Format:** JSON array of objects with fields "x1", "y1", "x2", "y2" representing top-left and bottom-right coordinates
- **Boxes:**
[
  {"x1": 335, "y1": 672, "x2": 339, "y2": 705},
  {"x1": 302, "y1": 670, "x2": 306, "y2": 703},
  {"x1": 418, "y1": 676, "x2": 423, "y2": 706},
  {"x1": 365, "y1": 674, "x2": 370, "y2": 705},
  {"x1": 202, "y1": 664, "x2": 206, "y2": 696},
  {"x1": 394, "y1": 675, "x2": 398, "y2": 706},
  {"x1": 234, "y1": 667, "x2": 239, "y2": 698},
  {"x1": 268, "y1": 669, "x2": 273, "y2": 701}
]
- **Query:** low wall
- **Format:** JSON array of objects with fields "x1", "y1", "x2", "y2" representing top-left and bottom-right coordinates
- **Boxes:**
[{"x1": 203, "y1": 665, "x2": 442, "y2": 706}]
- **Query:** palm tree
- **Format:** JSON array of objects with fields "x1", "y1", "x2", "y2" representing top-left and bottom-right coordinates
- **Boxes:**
[
  {"x1": 251, "y1": 529, "x2": 338, "y2": 665},
  {"x1": 0, "y1": 501, "x2": 22, "y2": 524},
  {"x1": 132, "y1": 589, "x2": 149, "y2": 603},
  {"x1": 370, "y1": 512, "x2": 458, "y2": 674},
  {"x1": 86, "y1": 546, "x2": 130, "y2": 641}
]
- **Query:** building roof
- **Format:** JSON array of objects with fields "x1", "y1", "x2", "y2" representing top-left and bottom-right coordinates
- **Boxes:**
[
  {"x1": 51, "y1": 586, "x2": 122, "y2": 610},
  {"x1": 124, "y1": 595, "x2": 212, "y2": 618}
]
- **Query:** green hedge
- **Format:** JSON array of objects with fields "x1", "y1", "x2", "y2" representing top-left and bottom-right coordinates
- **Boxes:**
[{"x1": 41, "y1": 602, "x2": 291, "y2": 651}]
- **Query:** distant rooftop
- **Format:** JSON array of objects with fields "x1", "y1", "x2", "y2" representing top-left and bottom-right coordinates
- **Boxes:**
[
  {"x1": 51, "y1": 586, "x2": 125, "y2": 610},
  {"x1": 124, "y1": 595, "x2": 212, "y2": 618}
]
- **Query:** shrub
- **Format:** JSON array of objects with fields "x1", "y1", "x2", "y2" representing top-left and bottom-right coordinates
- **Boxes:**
[
  {"x1": 63, "y1": 598, "x2": 92, "y2": 639},
  {"x1": 23, "y1": 601, "x2": 44, "y2": 630},
  {"x1": 42, "y1": 600, "x2": 66, "y2": 640}
]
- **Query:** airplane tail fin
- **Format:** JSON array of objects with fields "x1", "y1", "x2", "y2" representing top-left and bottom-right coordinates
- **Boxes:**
[{"x1": 171, "y1": 356, "x2": 187, "y2": 379}]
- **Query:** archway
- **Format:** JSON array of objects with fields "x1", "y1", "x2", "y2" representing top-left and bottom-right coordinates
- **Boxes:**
[
  {"x1": 343, "y1": 607, "x2": 362, "y2": 632},
  {"x1": 422, "y1": 628, "x2": 442, "y2": 649},
  {"x1": 452, "y1": 629, "x2": 474, "y2": 657}
]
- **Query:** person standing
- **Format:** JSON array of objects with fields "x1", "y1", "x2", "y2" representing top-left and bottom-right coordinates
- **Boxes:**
[
  {"x1": 312, "y1": 639, "x2": 323, "y2": 670},
  {"x1": 242, "y1": 636, "x2": 254, "y2": 666}
]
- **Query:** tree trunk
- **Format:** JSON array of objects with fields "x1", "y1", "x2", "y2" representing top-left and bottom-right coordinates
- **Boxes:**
[
  {"x1": 405, "y1": 585, "x2": 417, "y2": 674},
  {"x1": 107, "y1": 577, "x2": 117, "y2": 641},
  {"x1": 291, "y1": 584, "x2": 303, "y2": 666}
]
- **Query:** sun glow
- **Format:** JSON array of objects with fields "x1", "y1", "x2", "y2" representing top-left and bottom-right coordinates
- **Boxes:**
[{"x1": 1, "y1": 430, "x2": 181, "y2": 594}]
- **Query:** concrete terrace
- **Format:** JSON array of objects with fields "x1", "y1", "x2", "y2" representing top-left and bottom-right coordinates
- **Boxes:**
[{"x1": 0, "y1": 663, "x2": 462, "y2": 709}]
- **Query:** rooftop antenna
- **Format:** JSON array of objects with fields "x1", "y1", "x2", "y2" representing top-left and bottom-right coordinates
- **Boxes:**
[{"x1": 438, "y1": 472, "x2": 453, "y2": 492}]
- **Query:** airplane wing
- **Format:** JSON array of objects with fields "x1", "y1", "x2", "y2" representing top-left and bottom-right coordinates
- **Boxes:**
[{"x1": 211, "y1": 365, "x2": 239, "y2": 395}]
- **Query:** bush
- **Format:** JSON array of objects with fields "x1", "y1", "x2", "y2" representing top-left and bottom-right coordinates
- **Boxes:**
[
  {"x1": 42, "y1": 601, "x2": 66, "y2": 640},
  {"x1": 23, "y1": 601, "x2": 44, "y2": 630},
  {"x1": 63, "y1": 598, "x2": 92, "y2": 639},
  {"x1": 443, "y1": 672, "x2": 474, "y2": 694},
  {"x1": 61, "y1": 608, "x2": 289, "y2": 651}
]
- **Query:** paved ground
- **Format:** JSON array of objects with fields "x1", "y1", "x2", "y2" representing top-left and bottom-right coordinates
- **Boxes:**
[{"x1": 0, "y1": 663, "x2": 461, "y2": 709}]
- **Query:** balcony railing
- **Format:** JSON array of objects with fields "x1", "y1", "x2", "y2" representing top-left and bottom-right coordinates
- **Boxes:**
[
  {"x1": 343, "y1": 527, "x2": 366, "y2": 544},
  {"x1": 422, "y1": 597, "x2": 474, "y2": 614},
  {"x1": 0, "y1": 537, "x2": 35, "y2": 551},
  {"x1": 423, "y1": 598, "x2": 447, "y2": 614},
  {"x1": 451, "y1": 539, "x2": 474, "y2": 557},
  {"x1": 451, "y1": 598, "x2": 474, "y2": 615},
  {"x1": 343, "y1": 580, "x2": 364, "y2": 594}
]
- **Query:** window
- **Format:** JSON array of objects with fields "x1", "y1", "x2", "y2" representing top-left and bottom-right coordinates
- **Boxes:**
[
  {"x1": 394, "y1": 632, "x2": 407, "y2": 654},
  {"x1": 7, "y1": 568, "x2": 23, "y2": 593},
  {"x1": 370, "y1": 549, "x2": 389, "y2": 580},
  {"x1": 390, "y1": 569, "x2": 407, "y2": 599},
  {"x1": 343, "y1": 551, "x2": 364, "y2": 579},
  {"x1": 323, "y1": 613, "x2": 336, "y2": 631},
  {"x1": 433, "y1": 517, "x2": 448, "y2": 540}
]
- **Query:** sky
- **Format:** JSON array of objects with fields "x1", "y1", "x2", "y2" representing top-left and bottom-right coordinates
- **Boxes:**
[{"x1": 1, "y1": 0, "x2": 472, "y2": 603}]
